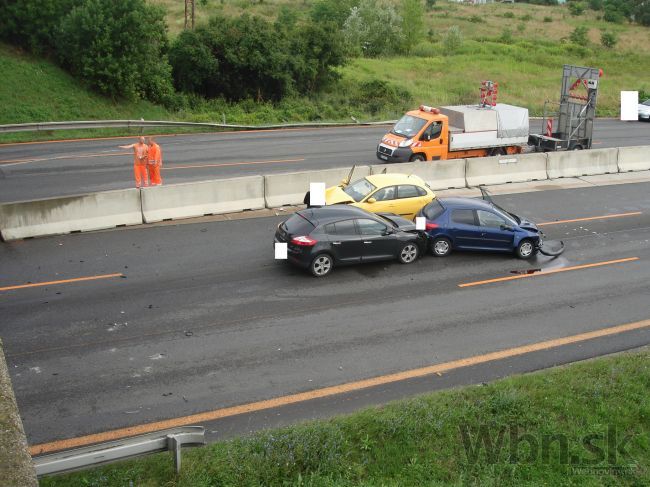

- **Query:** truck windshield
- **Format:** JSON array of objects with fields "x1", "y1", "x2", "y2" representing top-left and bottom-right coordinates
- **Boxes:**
[
  {"x1": 391, "y1": 115, "x2": 427, "y2": 137},
  {"x1": 343, "y1": 178, "x2": 376, "y2": 202}
]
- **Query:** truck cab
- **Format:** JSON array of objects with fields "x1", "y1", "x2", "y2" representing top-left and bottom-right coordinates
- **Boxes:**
[{"x1": 377, "y1": 106, "x2": 449, "y2": 163}]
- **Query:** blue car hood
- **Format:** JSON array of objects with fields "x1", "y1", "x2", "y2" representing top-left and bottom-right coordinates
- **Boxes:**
[{"x1": 518, "y1": 217, "x2": 538, "y2": 232}]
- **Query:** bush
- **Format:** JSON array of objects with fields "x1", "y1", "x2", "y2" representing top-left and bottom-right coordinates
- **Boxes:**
[
  {"x1": 603, "y1": 6, "x2": 625, "y2": 22},
  {"x1": 521, "y1": 13, "x2": 532, "y2": 21},
  {"x1": 500, "y1": 28, "x2": 514, "y2": 44},
  {"x1": 0, "y1": 0, "x2": 84, "y2": 54},
  {"x1": 169, "y1": 14, "x2": 346, "y2": 101},
  {"x1": 569, "y1": 25, "x2": 589, "y2": 44},
  {"x1": 350, "y1": 79, "x2": 412, "y2": 114},
  {"x1": 503, "y1": 11, "x2": 515, "y2": 18},
  {"x1": 543, "y1": 16, "x2": 553, "y2": 22},
  {"x1": 568, "y1": 1, "x2": 586, "y2": 15},
  {"x1": 469, "y1": 15, "x2": 482, "y2": 23},
  {"x1": 425, "y1": 0, "x2": 436, "y2": 10},
  {"x1": 411, "y1": 41, "x2": 438, "y2": 57},
  {"x1": 600, "y1": 30, "x2": 618, "y2": 47},
  {"x1": 343, "y1": 0, "x2": 404, "y2": 57},
  {"x1": 55, "y1": 0, "x2": 174, "y2": 103},
  {"x1": 443, "y1": 25, "x2": 463, "y2": 54},
  {"x1": 588, "y1": 0, "x2": 603, "y2": 10},
  {"x1": 517, "y1": 23, "x2": 526, "y2": 33}
]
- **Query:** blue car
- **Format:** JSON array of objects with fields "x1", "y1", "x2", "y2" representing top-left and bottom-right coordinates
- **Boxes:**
[{"x1": 416, "y1": 196, "x2": 542, "y2": 259}]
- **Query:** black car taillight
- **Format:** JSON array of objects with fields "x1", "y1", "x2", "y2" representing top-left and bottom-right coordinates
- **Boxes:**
[{"x1": 291, "y1": 235, "x2": 317, "y2": 246}]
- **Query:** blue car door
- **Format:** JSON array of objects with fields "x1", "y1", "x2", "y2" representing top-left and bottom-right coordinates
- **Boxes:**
[
  {"x1": 476, "y1": 209, "x2": 515, "y2": 251},
  {"x1": 449, "y1": 209, "x2": 482, "y2": 249}
]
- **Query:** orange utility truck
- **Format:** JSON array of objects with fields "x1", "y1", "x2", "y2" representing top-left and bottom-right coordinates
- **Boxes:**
[{"x1": 377, "y1": 101, "x2": 529, "y2": 163}]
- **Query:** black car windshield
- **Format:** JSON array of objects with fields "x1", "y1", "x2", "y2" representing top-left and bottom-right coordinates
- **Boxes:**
[
  {"x1": 283, "y1": 213, "x2": 315, "y2": 235},
  {"x1": 343, "y1": 178, "x2": 376, "y2": 202},
  {"x1": 391, "y1": 115, "x2": 427, "y2": 137}
]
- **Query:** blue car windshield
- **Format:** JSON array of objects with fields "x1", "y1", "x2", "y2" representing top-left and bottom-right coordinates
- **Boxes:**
[{"x1": 493, "y1": 204, "x2": 520, "y2": 224}]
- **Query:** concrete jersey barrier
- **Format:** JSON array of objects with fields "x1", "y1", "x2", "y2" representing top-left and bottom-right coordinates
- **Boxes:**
[
  {"x1": 465, "y1": 153, "x2": 548, "y2": 187},
  {"x1": 0, "y1": 188, "x2": 142, "y2": 241},
  {"x1": 0, "y1": 339, "x2": 38, "y2": 486},
  {"x1": 547, "y1": 147, "x2": 618, "y2": 179},
  {"x1": 264, "y1": 166, "x2": 371, "y2": 207},
  {"x1": 370, "y1": 159, "x2": 466, "y2": 190},
  {"x1": 141, "y1": 176, "x2": 264, "y2": 223},
  {"x1": 617, "y1": 145, "x2": 650, "y2": 172}
]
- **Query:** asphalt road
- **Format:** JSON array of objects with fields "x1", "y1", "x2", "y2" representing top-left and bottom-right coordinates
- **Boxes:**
[
  {"x1": 0, "y1": 119, "x2": 648, "y2": 203},
  {"x1": 1, "y1": 181, "x2": 649, "y2": 448}
]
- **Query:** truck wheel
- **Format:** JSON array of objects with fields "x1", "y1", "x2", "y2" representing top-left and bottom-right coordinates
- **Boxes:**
[
  {"x1": 574, "y1": 144, "x2": 584, "y2": 150},
  {"x1": 410, "y1": 154, "x2": 426, "y2": 162}
]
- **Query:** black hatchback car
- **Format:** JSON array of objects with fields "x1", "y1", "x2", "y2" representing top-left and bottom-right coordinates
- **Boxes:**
[{"x1": 274, "y1": 205, "x2": 426, "y2": 277}]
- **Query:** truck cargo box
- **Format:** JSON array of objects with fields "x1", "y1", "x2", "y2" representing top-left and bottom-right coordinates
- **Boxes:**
[{"x1": 440, "y1": 104, "x2": 529, "y2": 151}]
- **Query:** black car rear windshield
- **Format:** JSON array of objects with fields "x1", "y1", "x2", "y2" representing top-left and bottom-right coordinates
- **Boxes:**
[
  {"x1": 283, "y1": 214, "x2": 315, "y2": 235},
  {"x1": 423, "y1": 200, "x2": 445, "y2": 220}
]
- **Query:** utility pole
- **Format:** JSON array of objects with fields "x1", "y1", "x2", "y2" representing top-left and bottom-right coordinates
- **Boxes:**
[{"x1": 184, "y1": 0, "x2": 195, "y2": 30}]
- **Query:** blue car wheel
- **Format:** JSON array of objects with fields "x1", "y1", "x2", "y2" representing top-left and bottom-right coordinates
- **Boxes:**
[
  {"x1": 516, "y1": 239, "x2": 536, "y2": 259},
  {"x1": 431, "y1": 236, "x2": 452, "y2": 257}
]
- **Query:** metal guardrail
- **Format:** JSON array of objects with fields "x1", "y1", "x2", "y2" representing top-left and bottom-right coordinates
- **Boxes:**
[
  {"x1": 32, "y1": 426, "x2": 205, "y2": 477},
  {"x1": 0, "y1": 119, "x2": 397, "y2": 134}
]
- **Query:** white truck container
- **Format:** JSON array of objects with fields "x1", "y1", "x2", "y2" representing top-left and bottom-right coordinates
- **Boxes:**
[{"x1": 439, "y1": 103, "x2": 529, "y2": 151}]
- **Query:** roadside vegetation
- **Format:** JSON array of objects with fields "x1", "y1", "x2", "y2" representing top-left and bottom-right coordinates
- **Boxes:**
[
  {"x1": 1, "y1": 0, "x2": 650, "y2": 143},
  {"x1": 41, "y1": 349, "x2": 650, "y2": 486}
]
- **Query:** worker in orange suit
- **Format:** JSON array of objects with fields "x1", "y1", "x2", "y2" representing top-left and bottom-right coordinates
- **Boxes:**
[
  {"x1": 119, "y1": 136, "x2": 149, "y2": 188},
  {"x1": 146, "y1": 137, "x2": 163, "y2": 186}
]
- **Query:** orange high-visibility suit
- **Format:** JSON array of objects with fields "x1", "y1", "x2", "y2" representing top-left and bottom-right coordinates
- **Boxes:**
[
  {"x1": 119, "y1": 139, "x2": 149, "y2": 187},
  {"x1": 147, "y1": 142, "x2": 163, "y2": 186}
]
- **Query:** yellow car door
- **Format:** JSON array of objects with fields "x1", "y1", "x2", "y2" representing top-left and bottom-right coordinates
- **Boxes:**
[
  {"x1": 394, "y1": 184, "x2": 430, "y2": 219},
  {"x1": 355, "y1": 185, "x2": 398, "y2": 214}
]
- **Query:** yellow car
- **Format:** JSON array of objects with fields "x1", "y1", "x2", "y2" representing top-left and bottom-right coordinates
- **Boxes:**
[{"x1": 324, "y1": 173, "x2": 436, "y2": 220}]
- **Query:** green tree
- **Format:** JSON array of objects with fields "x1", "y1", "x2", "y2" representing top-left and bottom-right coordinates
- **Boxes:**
[
  {"x1": 310, "y1": 0, "x2": 358, "y2": 27},
  {"x1": 169, "y1": 14, "x2": 346, "y2": 100},
  {"x1": 55, "y1": 0, "x2": 174, "y2": 103},
  {"x1": 343, "y1": 0, "x2": 404, "y2": 57},
  {"x1": 400, "y1": 0, "x2": 425, "y2": 54},
  {"x1": 0, "y1": 0, "x2": 83, "y2": 54}
]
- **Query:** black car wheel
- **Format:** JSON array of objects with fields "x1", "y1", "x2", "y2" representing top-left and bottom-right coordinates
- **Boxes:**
[
  {"x1": 398, "y1": 243, "x2": 419, "y2": 264},
  {"x1": 431, "y1": 237, "x2": 452, "y2": 257},
  {"x1": 516, "y1": 239, "x2": 537, "y2": 259},
  {"x1": 310, "y1": 254, "x2": 333, "y2": 277}
]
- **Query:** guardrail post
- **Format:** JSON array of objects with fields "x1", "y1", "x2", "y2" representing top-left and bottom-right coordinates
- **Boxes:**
[{"x1": 167, "y1": 434, "x2": 182, "y2": 474}]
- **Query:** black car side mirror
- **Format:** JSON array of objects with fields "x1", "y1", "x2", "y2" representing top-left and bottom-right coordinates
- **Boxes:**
[{"x1": 383, "y1": 227, "x2": 395, "y2": 235}]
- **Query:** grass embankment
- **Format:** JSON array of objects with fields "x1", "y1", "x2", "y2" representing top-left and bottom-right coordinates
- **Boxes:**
[
  {"x1": 2, "y1": 1, "x2": 650, "y2": 143},
  {"x1": 42, "y1": 349, "x2": 650, "y2": 486}
]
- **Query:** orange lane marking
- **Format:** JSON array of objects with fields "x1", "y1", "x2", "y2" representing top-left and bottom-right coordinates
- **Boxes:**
[
  {"x1": 29, "y1": 317, "x2": 650, "y2": 455},
  {"x1": 538, "y1": 211, "x2": 642, "y2": 226},
  {"x1": 0, "y1": 124, "x2": 387, "y2": 147},
  {"x1": 163, "y1": 158, "x2": 305, "y2": 170},
  {"x1": 458, "y1": 257, "x2": 639, "y2": 288},
  {"x1": 0, "y1": 273, "x2": 123, "y2": 292}
]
